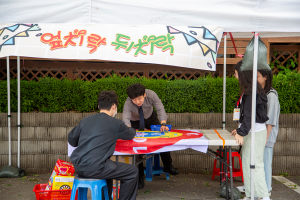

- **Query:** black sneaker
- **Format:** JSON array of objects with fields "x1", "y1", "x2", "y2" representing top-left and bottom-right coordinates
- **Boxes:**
[
  {"x1": 163, "y1": 164, "x2": 179, "y2": 175},
  {"x1": 138, "y1": 177, "x2": 145, "y2": 189}
]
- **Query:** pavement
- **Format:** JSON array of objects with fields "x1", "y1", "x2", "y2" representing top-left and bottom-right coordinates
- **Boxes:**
[{"x1": 1, "y1": 173, "x2": 300, "y2": 200}]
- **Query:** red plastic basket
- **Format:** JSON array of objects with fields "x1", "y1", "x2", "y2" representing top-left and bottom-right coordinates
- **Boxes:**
[{"x1": 33, "y1": 184, "x2": 77, "y2": 200}]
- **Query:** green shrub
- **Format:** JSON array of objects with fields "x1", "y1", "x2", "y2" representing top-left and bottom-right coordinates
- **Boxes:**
[{"x1": 0, "y1": 72, "x2": 299, "y2": 113}]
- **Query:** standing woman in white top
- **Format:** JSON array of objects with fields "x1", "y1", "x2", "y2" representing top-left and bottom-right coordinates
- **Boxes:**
[{"x1": 257, "y1": 69, "x2": 280, "y2": 196}]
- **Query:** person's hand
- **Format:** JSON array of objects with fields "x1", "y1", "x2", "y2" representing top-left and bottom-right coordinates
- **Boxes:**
[
  {"x1": 231, "y1": 129, "x2": 237, "y2": 136},
  {"x1": 160, "y1": 125, "x2": 169, "y2": 132},
  {"x1": 234, "y1": 134, "x2": 244, "y2": 145}
]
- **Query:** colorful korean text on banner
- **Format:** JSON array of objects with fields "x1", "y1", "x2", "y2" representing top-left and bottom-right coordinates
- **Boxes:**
[{"x1": 0, "y1": 24, "x2": 223, "y2": 70}]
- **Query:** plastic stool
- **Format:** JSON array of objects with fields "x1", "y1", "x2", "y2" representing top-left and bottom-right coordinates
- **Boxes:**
[
  {"x1": 70, "y1": 176, "x2": 109, "y2": 200},
  {"x1": 144, "y1": 154, "x2": 169, "y2": 181},
  {"x1": 212, "y1": 150, "x2": 244, "y2": 182}
]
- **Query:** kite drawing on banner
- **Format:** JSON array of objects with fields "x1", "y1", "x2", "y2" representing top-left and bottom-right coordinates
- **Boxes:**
[
  {"x1": 0, "y1": 23, "x2": 223, "y2": 71},
  {"x1": 167, "y1": 26, "x2": 220, "y2": 69},
  {"x1": 0, "y1": 24, "x2": 41, "y2": 51}
]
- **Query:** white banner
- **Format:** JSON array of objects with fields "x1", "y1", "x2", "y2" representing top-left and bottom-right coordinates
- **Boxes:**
[{"x1": 0, "y1": 23, "x2": 223, "y2": 71}]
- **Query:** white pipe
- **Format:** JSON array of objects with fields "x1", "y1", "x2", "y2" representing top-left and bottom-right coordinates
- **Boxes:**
[
  {"x1": 17, "y1": 56, "x2": 21, "y2": 168},
  {"x1": 222, "y1": 33, "x2": 227, "y2": 130},
  {"x1": 250, "y1": 33, "x2": 259, "y2": 200},
  {"x1": 6, "y1": 57, "x2": 11, "y2": 166}
]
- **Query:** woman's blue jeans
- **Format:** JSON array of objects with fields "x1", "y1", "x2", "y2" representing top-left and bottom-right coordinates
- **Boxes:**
[{"x1": 264, "y1": 146, "x2": 273, "y2": 193}]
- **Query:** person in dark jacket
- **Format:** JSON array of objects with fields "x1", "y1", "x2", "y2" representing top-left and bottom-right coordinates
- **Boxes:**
[
  {"x1": 231, "y1": 69, "x2": 270, "y2": 200},
  {"x1": 68, "y1": 91, "x2": 138, "y2": 200}
]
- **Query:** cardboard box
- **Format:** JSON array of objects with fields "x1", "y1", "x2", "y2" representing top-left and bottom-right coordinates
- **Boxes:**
[
  {"x1": 112, "y1": 184, "x2": 120, "y2": 200},
  {"x1": 52, "y1": 175, "x2": 74, "y2": 190},
  {"x1": 47, "y1": 159, "x2": 75, "y2": 190},
  {"x1": 110, "y1": 155, "x2": 133, "y2": 164}
]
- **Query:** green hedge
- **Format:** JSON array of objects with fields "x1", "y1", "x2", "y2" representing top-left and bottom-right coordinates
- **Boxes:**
[{"x1": 0, "y1": 72, "x2": 299, "y2": 113}]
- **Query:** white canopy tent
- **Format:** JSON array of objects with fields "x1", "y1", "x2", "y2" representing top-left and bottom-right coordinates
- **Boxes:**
[
  {"x1": 1, "y1": 1, "x2": 300, "y2": 199},
  {"x1": 1, "y1": 0, "x2": 300, "y2": 34}
]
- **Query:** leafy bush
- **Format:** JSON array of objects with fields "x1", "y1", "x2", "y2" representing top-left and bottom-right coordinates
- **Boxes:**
[{"x1": 0, "y1": 72, "x2": 299, "y2": 113}]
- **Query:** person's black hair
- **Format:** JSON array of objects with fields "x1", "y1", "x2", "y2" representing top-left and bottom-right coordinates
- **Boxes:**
[
  {"x1": 127, "y1": 83, "x2": 146, "y2": 99},
  {"x1": 98, "y1": 91, "x2": 119, "y2": 111},
  {"x1": 258, "y1": 69, "x2": 273, "y2": 93},
  {"x1": 238, "y1": 70, "x2": 265, "y2": 95},
  {"x1": 235, "y1": 60, "x2": 243, "y2": 71}
]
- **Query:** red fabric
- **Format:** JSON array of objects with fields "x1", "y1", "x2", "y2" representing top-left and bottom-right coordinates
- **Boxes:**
[
  {"x1": 115, "y1": 129, "x2": 203, "y2": 154},
  {"x1": 229, "y1": 32, "x2": 244, "y2": 58}
]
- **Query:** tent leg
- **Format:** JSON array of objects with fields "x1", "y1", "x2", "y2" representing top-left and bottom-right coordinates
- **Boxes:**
[
  {"x1": 250, "y1": 33, "x2": 259, "y2": 200},
  {"x1": 219, "y1": 146, "x2": 222, "y2": 184},
  {"x1": 223, "y1": 33, "x2": 227, "y2": 130},
  {"x1": 7, "y1": 56, "x2": 11, "y2": 166},
  {"x1": 229, "y1": 146, "x2": 234, "y2": 200},
  {"x1": 225, "y1": 147, "x2": 229, "y2": 200},
  {"x1": 17, "y1": 56, "x2": 21, "y2": 168},
  {"x1": 116, "y1": 155, "x2": 119, "y2": 200}
]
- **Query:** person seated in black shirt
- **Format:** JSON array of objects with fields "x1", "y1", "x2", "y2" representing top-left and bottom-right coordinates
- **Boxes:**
[{"x1": 68, "y1": 91, "x2": 138, "y2": 200}]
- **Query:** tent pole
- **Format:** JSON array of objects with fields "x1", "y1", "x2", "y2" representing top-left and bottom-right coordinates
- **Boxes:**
[
  {"x1": 7, "y1": 56, "x2": 11, "y2": 166},
  {"x1": 17, "y1": 56, "x2": 21, "y2": 168},
  {"x1": 250, "y1": 33, "x2": 259, "y2": 200},
  {"x1": 223, "y1": 33, "x2": 227, "y2": 130}
]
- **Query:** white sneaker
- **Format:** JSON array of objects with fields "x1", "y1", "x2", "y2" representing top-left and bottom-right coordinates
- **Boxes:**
[
  {"x1": 239, "y1": 198, "x2": 260, "y2": 200},
  {"x1": 237, "y1": 185, "x2": 245, "y2": 193}
]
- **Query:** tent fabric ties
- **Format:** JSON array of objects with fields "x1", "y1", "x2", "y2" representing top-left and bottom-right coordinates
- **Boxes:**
[{"x1": 229, "y1": 32, "x2": 244, "y2": 58}]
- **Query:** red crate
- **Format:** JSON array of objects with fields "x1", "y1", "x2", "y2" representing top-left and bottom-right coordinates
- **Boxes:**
[{"x1": 33, "y1": 184, "x2": 77, "y2": 200}]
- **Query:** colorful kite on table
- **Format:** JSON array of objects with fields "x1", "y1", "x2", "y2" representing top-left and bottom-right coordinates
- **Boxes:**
[
  {"x1": 0, "y1": 24, "x2": 41, "y2": 51},
  {"x1": 115, "y1": 129, "x2": 204, "y2": 154},
  {"x1": 167, "y1": 26, "x2": 220, "y2": 68},
  {"x1": 68, "y1": 129, "x2": 207, "y2": 156}
]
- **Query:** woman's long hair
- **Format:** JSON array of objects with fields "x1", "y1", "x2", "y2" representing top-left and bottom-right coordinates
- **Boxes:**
[
  {"x1": 258, "y1": 69, "x2": 273, "y2": 93},
  {"x1": 238, "y1": 70, "x2": 266, "y2": 95}
]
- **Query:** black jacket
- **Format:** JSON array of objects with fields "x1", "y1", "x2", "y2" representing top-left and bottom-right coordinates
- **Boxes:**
[
  {"x1": 236, "y1": 93, "x2": 269, "y2": 136},
  {"x1": 68, "y1": 113, "x2": 136, "y2": 172}
]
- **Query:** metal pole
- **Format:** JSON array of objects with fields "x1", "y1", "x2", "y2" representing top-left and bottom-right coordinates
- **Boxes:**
[
  {"x1": 17, "y1": 56, "x2": 21, "y2": 168},
  {"x1": 6, "y1": 57, "x2": 11, "y2": 166},
  {"x1": 116, "y1": 155, "x2": 119, "y2": 200},
  {"x1": 133, "y1": 155, "x2": 136, "y2": 165},
  {"x1": 225, "y1": 147, "x2": 229, "y2": 200},
  {"x1": 229, "y1": 146, "x2": 234, "y2": 200},
  {"x1": 223, "y1": 33, "x2": 227, "y2": 130},
  {"x1": 219, "y1": 146, "x2": 222, "y2": 184},
  {"x1": 250, "y1": 33, "x2": 259, "y2": 200}
]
